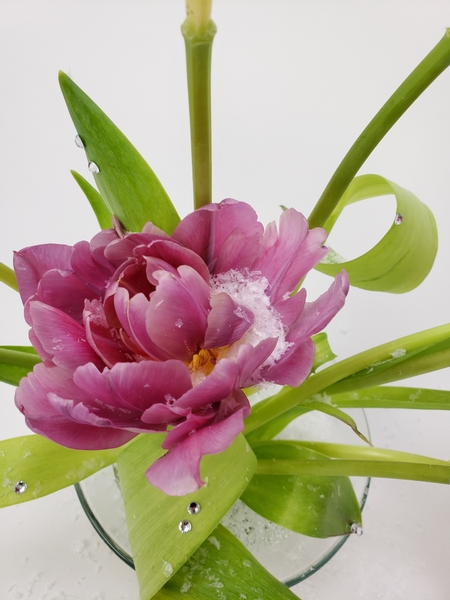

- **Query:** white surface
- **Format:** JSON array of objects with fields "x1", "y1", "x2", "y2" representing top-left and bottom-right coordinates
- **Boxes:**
[{"x1": 1, "y1": 1, "x2": 450, "y2": 598}]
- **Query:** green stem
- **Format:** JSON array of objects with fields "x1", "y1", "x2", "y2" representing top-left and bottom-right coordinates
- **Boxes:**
[
  {"x1": 182, "y1": 18, "x2": 216, "y2": 209},
  {"x1": 0, "y1": 263, "x2": 18, "y2": 291},
  {"x1": 0, "y1": 348, "x2": 41, "y2": 369},
  {"x1": 244, "y1": 322, "x2": 450, "y2": 435},
  {"x1": 331, "y1": 386, "x2": 450, "y2": 410},
  {"x1": 308, "y1": 30, "x2": 450, "y2": 229},
  {"x1": 256, "y1": 459, "x2": 450, "y2": 485}
]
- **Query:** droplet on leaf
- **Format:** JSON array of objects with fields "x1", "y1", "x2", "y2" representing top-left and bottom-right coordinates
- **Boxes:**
[
  {"x1": 178, "y1": 519, "x2": 192, "y2": 533},
  {"x1": 14, "y1": 481, "x2": 27, "y2": 495}
]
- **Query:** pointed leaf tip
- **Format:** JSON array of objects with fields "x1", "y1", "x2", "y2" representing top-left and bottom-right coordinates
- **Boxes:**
[{"x1": 59, "y1": 71, "x2": 180, "y2": 234}]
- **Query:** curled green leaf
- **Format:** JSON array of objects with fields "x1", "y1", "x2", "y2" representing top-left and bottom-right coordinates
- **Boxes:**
[{"x1": 316, "y1": 174, "x2": 438, "y2": 293}]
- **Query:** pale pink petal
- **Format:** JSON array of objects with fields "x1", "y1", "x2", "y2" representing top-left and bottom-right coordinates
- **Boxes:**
[
  {"x1": 203, "y1": 292, "x2": 254, "y2": 349},
  {"x1": 253, "y1": 209, "x2": 328, "y2": 304},
  {"x1": 145, "y1": 408, "x2": 247, "y2": 495}
]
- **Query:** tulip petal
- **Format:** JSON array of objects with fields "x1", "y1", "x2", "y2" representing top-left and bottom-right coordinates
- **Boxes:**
[
  {"x1": 203, "y1": 292, "x2": 254, "y2": 348},
  {"x1": 145, "y1": 408, "x2": 247, "y2": 495},
  {"x1": 14, "y1": 244, "x2": 73, "y2": 304},
  {"x1": 146, "y1": 266, "x2": 210, "y2": 361},
  {"x1": 28, "y1": 301, "x2": 103, "y2": 371}
]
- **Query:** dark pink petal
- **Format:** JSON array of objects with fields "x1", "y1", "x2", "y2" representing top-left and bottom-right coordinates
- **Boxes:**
[
  {"x1": 37, "y1": 269, "x2": 98, "y2": 323},
  {"x1": 115, "y1": 289, "x2": 172, "y2": 361},
  {"x1": 260, "y1": 338, "x2": 316, "y2": 387},
  {"x1": 145, "y1": 408, "x2": 247, "y2": 495},
  {"x1": 28, "y1": 301, "x2": 104, "y2": 371},
  {"x1": 14, "y1": 244, "x2": 73, "y2": 304},
  {"x1": 83, "y1": 299, "x2": 134, "y2": 368},
  {"x1": 287, "y1": 271, "x2": 349, "y2": 344},
  {"x1": 146, "y1": 266, "x2": 210, "y2": 361},
  {"x1": 74, "y1": 360, "x2": 192, "y2": 413},
  {"x1": 15, "y1": 364, "x2": 134, "y2": 450},
  {"x1": 162, "y1": 408, "x2": 217, "y2": 449},
  {"x1": 203, "y1": 292, "x2": 254, "y2": 349},
  {"x1": 140, "y1": 239, "x2": 210, "y2": 284},
  {"x1": 71, "y1": 240, "x2": 115, "y2": 291},
  {"x1": 253, "y1": 209, "x2": 328, "y2": 304},
  {"x1": 173, "y1": 199, "x2": 263, "y2": 271},
  {"x1": 175, "y1": 358, "x2": 239, "y2": 410},
  {"x1": 141, "y1": 403, "x2": 190, "y2": 425}
]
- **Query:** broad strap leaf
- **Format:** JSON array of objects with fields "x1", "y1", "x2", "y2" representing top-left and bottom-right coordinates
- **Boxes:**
[
  {"x1": 116, "y1": 433, "x2": 256, "y2": 600},
  {"x1": 0, "y1": 434, "x2": 121, "y2": 507}
]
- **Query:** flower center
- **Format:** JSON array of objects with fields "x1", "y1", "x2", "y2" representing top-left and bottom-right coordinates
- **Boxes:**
[{"x1": 189, "y1": 348, "x2": 219, "y2": 376}]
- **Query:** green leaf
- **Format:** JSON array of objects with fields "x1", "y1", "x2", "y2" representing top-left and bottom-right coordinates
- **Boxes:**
[
  {"x1": 315, "y1": 174, "x2": 438, "y2": 293},
  {"x1": 331, "y1": 385, "x2": 450, "y2": 410},
  {"x1": 0, "y1": 346, "x2": 41, "y2": 386},
  {"x1": 0, "y1": 435, "x2": 121, "y2": 507},
  {"x1": 116, "y1": 433, "x2": 257, "y2": 600},
  {"x1": 154, "y1": 524, "x2": 301, "y2": 600},
  {"x1": 244, "y1": 323, "x2": 450, "y2": 436},
  {"x1": 59, "y1": 72, "x2": 180, "y2": 234},
  {"x1": 241, "y1": 441, "x2": 361, "y2": 538},
  {"x1": 308, "y1": 30, "x2": 450, "y2": 229},
  {"x1": 71, "y1": 170, "x2": 112, "y2": 229},
  {"x1": 302, "y1": 399, "x2": 371, "y2": 445},
  {"x1": 256, "y1": 449, "x2": 450, "y2": 485},
  {"x1": 311, "y1": 332, "x2": 336, "y2": 371},
  {"x1": 0, "y1": 263, "x2": 18, "y2": 291},
  {"x1": 325, "y1": 333, "x2": 450, "y2": 395}
]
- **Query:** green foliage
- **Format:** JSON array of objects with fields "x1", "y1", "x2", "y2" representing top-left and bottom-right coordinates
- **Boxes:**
[
  {"x1": 71, "y1": 170, "x2": 112, "y2": 229},
  {"x1": 0, "y1": 346, "x2": 41, "y2": 386},
  {"x1": 316, "y1": 175, "x2": 438, "y2": 293},
  {"x1": 242, "y1": 441, "x2": 361, "y2": 538},
  {"x1": 116, "y1": 434, "x2": 256, "y2": 600},
  {"x1": 59, "y1": 72, "x2": 180, "y2": 234},
  {"x1": 155, "y1": 524, "x2": 301, "y2": 600},
  {"x1": 0, "y1": 434, "x2": 121, "y2": 507}
]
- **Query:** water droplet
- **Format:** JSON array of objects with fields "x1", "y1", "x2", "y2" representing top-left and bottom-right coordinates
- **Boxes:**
[
  {"x1": 178, "y1": 519, "x2": 192, "y2": 533},
  {"x1": 88, "y1": 161, "x2": 99, "y2": 174},
  {"x1": 187, "y1": 502, "x2": 200, "y2": 515},
  {"x1": 350, "y1": 523, "x2": 363, "y2": 536},
  {"x1": 175, "y1": 319, "x2": 183, "y2": 328},
  {"x1": 74, "y1": 134, "x2": 84, "y2": 149},
  {"x1": 14, "y1": 480, "x2": 27, "y2": 494},
  {"x1": 394, "y1": 213, "x2": 403, "y2": 225},
  {"x1": 161, "y1": 559, "x2": 173, "y2": 577}
]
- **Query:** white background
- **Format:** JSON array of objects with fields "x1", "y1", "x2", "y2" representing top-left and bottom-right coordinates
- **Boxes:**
[{"x1": 1, "y1": 1, "x2": 450, "y2": 598}]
